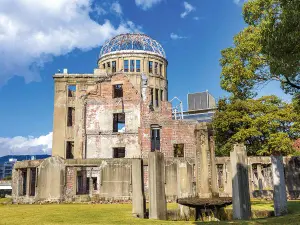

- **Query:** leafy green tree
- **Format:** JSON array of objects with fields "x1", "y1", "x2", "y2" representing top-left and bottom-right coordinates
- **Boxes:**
[
  {"x1": 212, "y1": 95, "x2": 300, "y2": 156},
  {"x1": 220, "y1": 0, "x2": 300, "y2": 98}
]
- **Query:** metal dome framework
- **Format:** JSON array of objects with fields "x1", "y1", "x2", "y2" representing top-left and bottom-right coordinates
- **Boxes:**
[{"x1": 99, "y1": 33, "x2": 166, "y2": 59}]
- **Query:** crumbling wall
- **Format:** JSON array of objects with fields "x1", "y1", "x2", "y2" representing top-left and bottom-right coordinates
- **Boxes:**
[
  {"x1": 216, "y1": 156, "x2": 300, "y2": 199},
  {"x1": 85, "y1": 74, "x2": 141, "y2": 158}
]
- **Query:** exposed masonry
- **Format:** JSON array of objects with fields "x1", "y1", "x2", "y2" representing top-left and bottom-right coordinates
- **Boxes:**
[
  {"x1": 11, "y1": 34, "x2": 300, "y2": 204},
  {"x1": 11, "y1": 155, "x2": 300, "y2": 203}
]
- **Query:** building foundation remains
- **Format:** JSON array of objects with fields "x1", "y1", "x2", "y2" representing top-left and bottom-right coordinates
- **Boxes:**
[
  {"x1": 230, "y1": 143, "x2": 251, "y2": 220},
  {"x1": 148, "y1": 151, "x2": 167, "y2": 220},
  {"x1": 271, "y1": 155, "x2": 288, "y2": 216}
]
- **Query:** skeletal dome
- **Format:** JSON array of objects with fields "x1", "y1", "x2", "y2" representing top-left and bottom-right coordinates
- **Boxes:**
[{"x1": 99, "y1": 33, "x2": 166, "y2": 59}]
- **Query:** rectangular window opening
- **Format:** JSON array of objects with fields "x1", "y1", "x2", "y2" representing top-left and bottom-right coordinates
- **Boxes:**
[
  {"x1": 107, "y1": 62, "x2": 110, "y2": 68},
  {"x1": 92, "y1": 177, "x2": 98, "y2": 190},
  {"x1": 67, "y1": 107, "x2": 75, "y2": 127},
  {"x1": 66, "y1": 141, "x2": 74, "y2": 159},
  {"x1": 150, "y1": 88, "x2": 154, "y2": 106},
  {"x1": 113, "y1": 147, "x2": 126, "y2": 158},
  {"x1": 21, "y1": 169, "x2": 27, "y2": 196},
  {"x1": 112, "y1": 61, "x2": 116, "y2": 73},
  {"x1": 160, "y1": 64, "x2": 163, "y2": 75},
  {"x1": 103, "y1": 63, "x2": 106, "y2": 69},
  {"x1": 149, "y1": 61, "x2": 153, "y2": 73},
  {"x1": 29, "y1": 168, "x2": 36, "y2": 196},
  {"x1": 76, "y1": 171, "x2": 89, "y2": 195},
  {"x1": 151, "y1": 126, "x2": 160, "y2": 151},
  {"x1": 154, "y1": 62, "x2": 158, "y2": 75},
  {"x1": 113, "y1": 84, "x2": 123, "y2": 98},
  {"x1": 113, "y1": 113, "x2": 125, "y2": 132},
  {"x1": 174, "y1": 144, "x2": 184, "y2": 157},
  {"x1": 155, "y1": 89, "x2": 159, "y2": 107},
  {"x1": 130, "y1": 60, "x2": 135, "y2": 72},
  {"x1": 136, "y1": 60, "x2": 141, "y2": 72},
  {"x1": 68, "y1": 85, "x2": 76, "y2": 97},
  {"x1": 124, "y1": 60, "x2": 129, "y2": 72},
  {"x1": 160, "y1": 90, "x2": 163, "y2": 102}
]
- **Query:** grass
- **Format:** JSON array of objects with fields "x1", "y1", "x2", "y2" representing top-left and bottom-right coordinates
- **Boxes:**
[{"x1": 0, "y1": 200, "x2": 300, "y2": 225}]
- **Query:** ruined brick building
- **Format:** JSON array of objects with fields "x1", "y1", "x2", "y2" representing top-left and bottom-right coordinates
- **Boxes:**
[
  {"x1": 52, "y1": 33, "x2": 199, "y2": 160},
  {"x1": 12, "y1": 34, "x2": 300, "y2": 203}
]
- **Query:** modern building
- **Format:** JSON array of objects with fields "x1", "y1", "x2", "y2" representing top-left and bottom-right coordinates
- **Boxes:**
[
  {"x1": 172, "y1": 91, "x2": 217, "y2": 122},
  {"x1": 0, "y1": 158, "x2": 17, "y2": 180}
]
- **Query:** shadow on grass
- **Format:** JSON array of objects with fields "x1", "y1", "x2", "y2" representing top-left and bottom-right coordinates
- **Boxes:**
[{"x1": 192, "y1": 201, "x2": 300, "y2": 225}]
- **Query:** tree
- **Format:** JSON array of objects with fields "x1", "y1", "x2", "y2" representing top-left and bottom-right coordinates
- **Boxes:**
[
  {"x1": 220, "y1": 0, "x2": 300, "y2": 98},
  {"x1": 212, "y1": 95, "x2": 300, "y2": 156}
]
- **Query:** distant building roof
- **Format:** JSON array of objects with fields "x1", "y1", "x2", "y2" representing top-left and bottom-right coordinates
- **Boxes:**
[{"x1": 187, "y1": 91, "x2": 216, "y2": 111}]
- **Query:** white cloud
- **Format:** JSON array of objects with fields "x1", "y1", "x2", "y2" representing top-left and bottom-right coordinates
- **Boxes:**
[
  {"x1": 170, "y1": 33, "x2": 187, "y2": 40},
  {"x1": 111, "y1": 1, "x2": 122, "y2": 16},
  {"x1": 0, "y1": 0, "x2": 138, "y2": 85},
  {"x1": 233, "y1": 0, "x2": 247, "y2": 5},
  {"x1": 94, "y1": 5, "x2": 107, "y2": 16},
  {"x1": 135, "y1": 0, "x2": 163, "y2": 10},
  {"x1": 193, "y1": 16, "x2": 199, "y2": 20},
  {"x1": 0, "y1": 132, "x2": 53, "y2": 157},
  {"x1": 180, "y1": 1, "x2": 196, "y2": 18}
]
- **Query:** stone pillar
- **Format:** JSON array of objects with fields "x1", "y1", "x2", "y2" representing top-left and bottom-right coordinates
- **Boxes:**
[
  {"x1": 26, "y1": 168, "x2": 31, "y2": 197},
  {"x1": 210, "y1": 136, "x2": 219, "y2": 196},
  {"x1": 195, "y1": 123, "x2": 212, "y2": 198},
  {"x1": 177, "y1": 161, "x2": 193, "y2": 219},
  {"x1": 132, "y1": 159, "x2": 146, "y2": 218},
  {"x1": 89, "y1": 169, "x2": 93, "y2": 197},
  {"x1": 271, "y1": 155, "x2": 288, "y2": 216},
  {"x1": 148, "y1": 152, "x2": 167, "y2": 220},
  {"x1": 230, "y1": 143, "x2": 251, "y2": 220},
  {"x1": 248, "y1": 163, "x2": 254, "y2": 197}
]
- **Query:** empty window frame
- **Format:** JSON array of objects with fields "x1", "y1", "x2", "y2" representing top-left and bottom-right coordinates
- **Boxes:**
[
  {"x1": 160, "y1": 90, "x2": 163, "y2": 101},
  {"x1": 174, "y1": 144, "x2": 184, "y2": 157},
  {"x1": 21, "y1": 169, "x2": 27, "y2": 196},
  {"x1": 155, "y1": 89, "x2": 159, "y2": 107},
  {"x1": 103, "y1": 63, "x2": 106, "y2": 69},
  {"x1": 154, "y1": 62, "x2": 158, "y2": 75},
  {"x1": 113, "y1": 147, "x2": 126, "y2": 158},
  {"x1": 76, "y1": 171, "x2": 89, "y2": 195},
  {"x1": 67, "y1": 107, "x2": 75, "y2": 127},
  {"x1": 150, "y1": 88, "x2": 154, "y2": 106},
  {"x1": 113, "y1": 113, "x2": 125, "y2": 132},
  {"x1": 112, "y1": 61, "x2": 116, "y2": 73},
  {"x1": 159, "y1": 64, "x2": 163, "y2": 75},
  {"x1": 113, "y1": 84, "x2": 123, "y2": 98},
  {"x1": 29, "y1": 168, "x2": 36, "y2": 196},
  {"x1": 151, "y1": 126, "x2": 160, "y2": 151},
  {"x1": 130, "y1": 60, "x2": 135, "y2": 72},
  {"x1": 92, "y1": 177, "x2": 98, "y2": 190},
  {"x1": 68, "y1": 85, "x2": 76, "y2": 97},
  {"x1": 66, "y1": 141, "x2": 74, "y2": 159},
  {"x1": 107, "y1": 62, "x2": 111, "y2": 68},
  {"x1": 136, "y1": 60, "x2": 141, "y2": 72},
  {"x1": 149, "y1": 61, "x2": 153, "y2": 73},
  {"x1": 124, "y1": 60, "x2": 129, "y2": 72}
]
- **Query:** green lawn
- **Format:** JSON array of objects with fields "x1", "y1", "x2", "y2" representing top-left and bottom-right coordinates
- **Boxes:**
[{"x1": 0, "y1": 200, "x2": 300, "y2": 225}]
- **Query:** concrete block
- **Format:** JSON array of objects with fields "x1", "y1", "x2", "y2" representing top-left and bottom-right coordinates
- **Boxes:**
[
  {"x1": 148, "y1": 151, "x2": 167, "y2": 220},
  {"x1": 230, "y1": 144, "x2": 251, "y2": 220},
  {"x1": 132, "y1": 159, "x2": 146, "y2": 218},
  {"x1": 271, "y1": 155, "x2": 288, "y2": 216}
]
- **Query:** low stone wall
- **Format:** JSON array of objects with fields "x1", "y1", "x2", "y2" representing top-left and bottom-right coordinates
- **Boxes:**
[
  {"x1": 216, "y1": 156, "x2": 300, "y2": 199},
  {"x1": 11, "y1": 155, "x2": 300, "y2": 204}
]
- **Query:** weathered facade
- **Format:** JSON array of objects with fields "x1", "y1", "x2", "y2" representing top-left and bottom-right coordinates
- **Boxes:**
[{"x1": 11, "y1": 33, "x2": 300, "y2": 204}]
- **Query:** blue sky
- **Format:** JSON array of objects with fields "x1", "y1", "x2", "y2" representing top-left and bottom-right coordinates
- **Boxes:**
[{"x1": 0, "y1": 0, "x2": 290, "y2": 156}]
